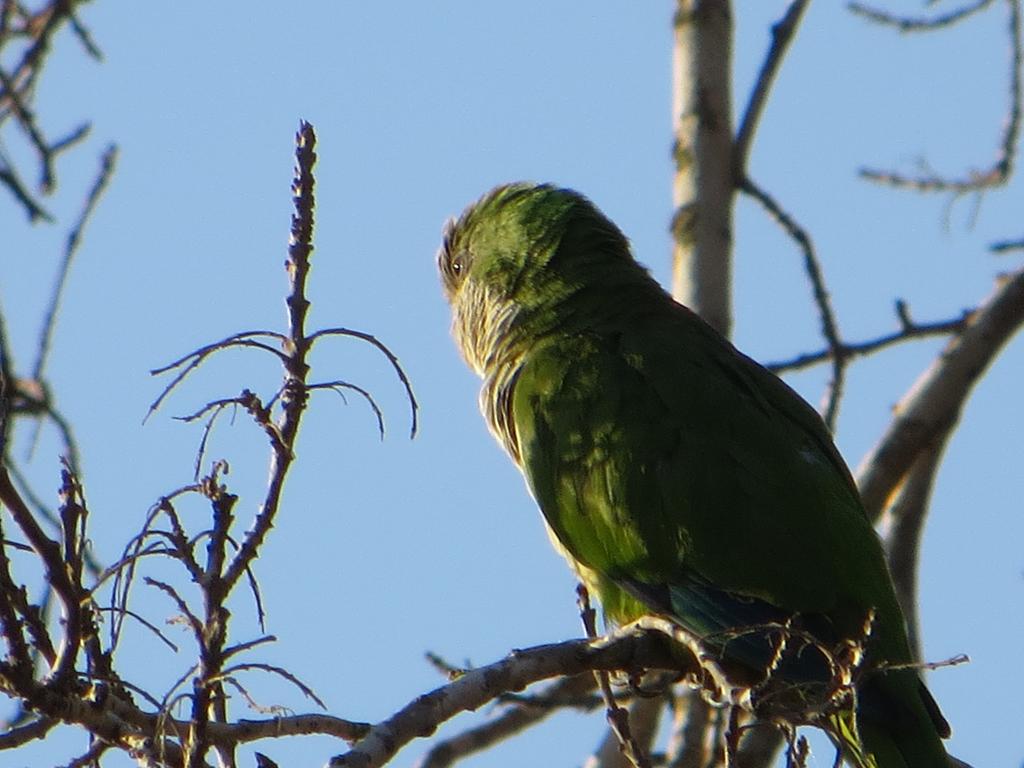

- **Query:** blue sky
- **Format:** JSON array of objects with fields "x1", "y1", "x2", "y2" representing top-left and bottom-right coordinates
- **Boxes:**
[{"x1": 2, "y1": 2, "x2": 1022, "y2": 767}]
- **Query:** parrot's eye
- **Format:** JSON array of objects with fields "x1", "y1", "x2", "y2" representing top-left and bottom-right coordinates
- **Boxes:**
[
  {"x1": 438, "y1": 218, "x2": 470, "y2": 292},
  {"x1": 444, "y1": 250, "x2": 469, "y2": 285}
]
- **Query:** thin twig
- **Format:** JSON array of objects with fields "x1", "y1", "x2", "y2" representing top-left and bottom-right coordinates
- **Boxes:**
[
  {"x1": 577, "y1": 585, "x2": 651, "y2": 768},
  {"x1": 849, "y1": 0, "x2": 996, "y2": 31},
  {"x1": 68, "y1": 10, "x2": 103, "y2": 60},
  {"x1": 734, "y1": 0, "x2": 810, "y2": 174},
  {"x1": 739, "y1": 175, "x2": 845, "y2": 429},
  {"x1": 33, "y1": 144, "x2": 118, "y2": 380},
  {"x1": 309, "y1": 379, "x2": 386, "y2": 439},
  {"x1": 93, "y1": 606, "x2": 179, "y2": 652},
  {"x1": 216, "y1": 662, "x2": 326, "y2": 710},
  {"x1": 308, "y1": 327, "x2": 419, "y2": 438},
  {"x1": 146, "y1": 332, "x2": 288, "y2": 420},
  {"x1": 144, "y1": 576, "x2": 204, "y2": 644},
  {"x1": 222, "y1": 635, "x2": 276, "y2": 661},
  {"x1": 108, "y1": 490, "x2": 200, "y2": 649},
  {"x1": 0, "y1": 163, "x2": 52, "y2": 221},
  {"x1": 0, "y1": 510, "x2": 34, "y2": 678},
  {"x1": 766, "y1": 306, "x2": 969, "y2": 372},
  {"x1": 0, "y1": 66, "x2": 57, "y2": 188},
  {"x1": 858, "y1": 0, "x2": 1021, "y2": 196},
  {"x1": 0, "y1": 0, "x2": 99, "y2": 217},
  {"x1": 586, "y1": 696, "x2": 665, "y2": 768},
  {"x1": 990, "y1": 236, "x2": 1024, "y2": 251},
  {"x1": 4, "y1": 459, "x2": 99, "y2": 575}
]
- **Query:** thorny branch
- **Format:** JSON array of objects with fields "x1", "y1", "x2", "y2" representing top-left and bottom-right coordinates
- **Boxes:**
[
  {"x1": 142, "y1": 123, "x2": 328, "y2": 768},
  {"x1": 145, "y1": 119, "x2": 416, "y2": 595}
]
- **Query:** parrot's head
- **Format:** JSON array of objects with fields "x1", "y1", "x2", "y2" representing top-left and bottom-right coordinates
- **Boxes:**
[{"x1": 438, "y1": 182, "x2": 637, "y2": 376}]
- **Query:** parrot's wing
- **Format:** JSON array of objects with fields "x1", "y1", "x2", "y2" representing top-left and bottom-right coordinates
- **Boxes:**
[
  {"x1": 506, "y1": 319, "x2": 953, "y2": 765},
  {"x1": 507, "y1": 314, "x2": 904, "y2": 655},
  {"x1": 617, "y1": 570, "x2": 836, "y2": 683}
]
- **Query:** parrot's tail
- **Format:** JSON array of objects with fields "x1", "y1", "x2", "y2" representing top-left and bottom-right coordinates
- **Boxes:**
[{"x1": 828, "y1": 669, "x2": 951, "y2": 768}]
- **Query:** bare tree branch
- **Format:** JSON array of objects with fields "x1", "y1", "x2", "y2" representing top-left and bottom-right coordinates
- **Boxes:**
[
  {"x1": 219, "y1": 120, "x2": 318, "y2": 595},
  {"x1": 671, "y1": 0, "x2": 735, "y2": 335},
  {"x1": 881, "y1": 440, "x2": 949, "y2": 659},
  {"x1": 766, "y1": 305, "x2": 969, "y2": 373},
  {"x1": 858, "y1": 0, "x2": 1021, "y2": 196},
  {"x1": 990, "y1": 236, "x2": 1024, "y2": 251},
  {"x1": 415, "y1": 674, "x2": 597, "y2": 768},
  {"x1": 665, "y1": 692, "x2": 714, "y2": 768},
  {"x1": 667, "y1": 6, "x2": 737, "y2": 766},
  {"x1": 577, "y1": 584, "x2": 653, "y2": 768},
  {"x1": 33, "y1": 144, "x2": 118, "y2": 381},
  {"x1": 0, "y1": 462, "x2": 80, "y2": 631},
  {"x1": 308, "y1": 327, "x2": 418, "y2": 437},
  {"x1": 849, "y1": 0, "x2": 997, "y2": 32},
  {"x1": 735, "y1": 721, "x2": 786, "y2": 768},
  {"x1": 0, "y1": 716, "x2": 54, "y2": 749},
  {"x1": 329, "y1": 630, "x2": 681, "y2": 768},
  {"x1": 739, "y1": 176, "x2": 845, "y2": 429},
  {"x1": 0, "y1": 0, "x2": 101, "y2": 219},
  {"x1": 585, "y1": 696, "x2": 664, "y2": 768},
  {"x1": 734, "y1": 0, "x2": 810, "y2": 174},
  {"x1": 856, "y1": 266, "x2": 1024, "y2": 520}
]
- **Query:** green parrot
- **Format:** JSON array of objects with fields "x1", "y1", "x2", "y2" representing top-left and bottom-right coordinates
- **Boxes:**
[{"x1": 438, "y1": 182, "x2": 952, "y2": 768}]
